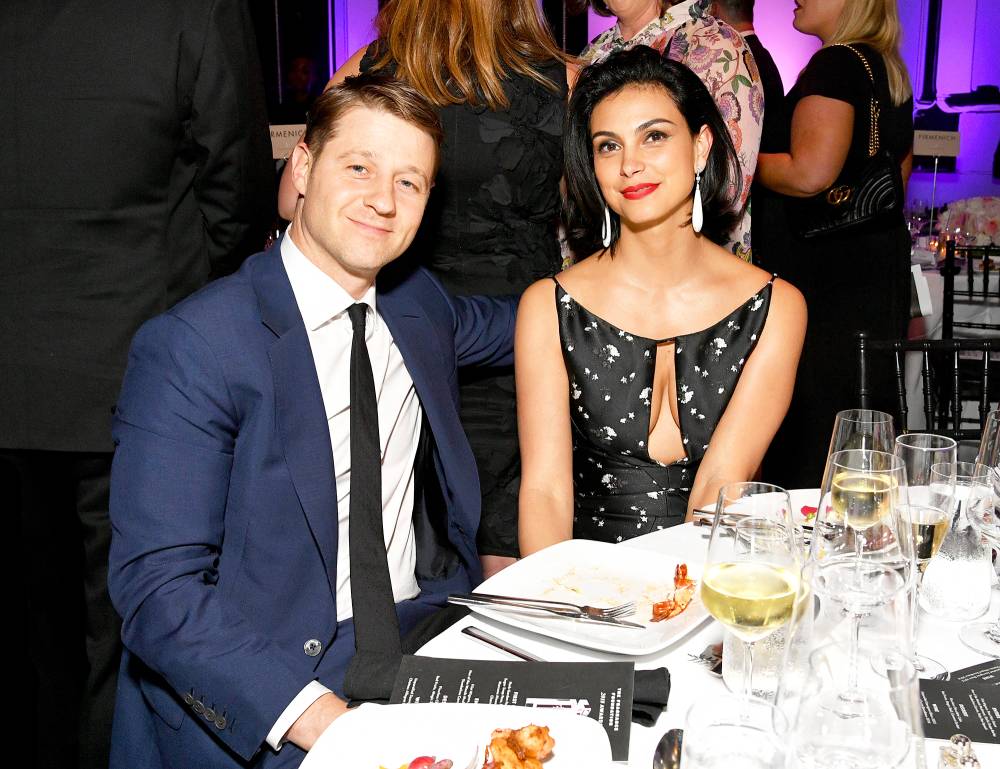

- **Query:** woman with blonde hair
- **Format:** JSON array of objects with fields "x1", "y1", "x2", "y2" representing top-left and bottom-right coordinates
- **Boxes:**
[
  {"x1": 757, "y1": 0, "x2": 914, "y2": 488},
  {"x1": 280, "y1": 0, "x2": 570, "y2": 577}
]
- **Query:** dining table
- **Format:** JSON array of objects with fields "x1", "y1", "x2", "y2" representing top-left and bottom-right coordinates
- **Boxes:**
[{"x1": 417, "y1": 521, "x2": 1000, "y2": 768}]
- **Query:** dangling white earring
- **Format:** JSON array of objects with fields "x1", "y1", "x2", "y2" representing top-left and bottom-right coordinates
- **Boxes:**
[
  {"x1": 692, "y1": 170, "x2": 704, "y2": 234},
  {"x1": 601, "y1": 204, "x2": 612, "y2": 248}
]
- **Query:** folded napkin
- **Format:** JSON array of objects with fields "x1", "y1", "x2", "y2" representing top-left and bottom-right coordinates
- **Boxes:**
[{"x1": 632, "y1": 667, "x2": 672, "y2": 726}]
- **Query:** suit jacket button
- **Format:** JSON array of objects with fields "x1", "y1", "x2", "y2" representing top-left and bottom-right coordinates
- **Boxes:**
[
  {"x1": 303, "y1": 639, "x2": 322, "y2": 657},
  {"x1": 215, "y1": 716, "x2": 227, "y2": 730},
  {"x1": 183, "y1": 693, "x2": 194, "y2": 705},
  {"x1": 204, "y1": 708, "x2": 216, "y2": 721},
  {"x1": 192, "y1": 700, "x2": 205, "y2": 715}
]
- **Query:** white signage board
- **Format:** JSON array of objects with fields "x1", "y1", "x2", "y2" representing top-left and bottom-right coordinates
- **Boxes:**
[
  {"x1": 270, "y1": 124, "x2": 306, "y2": 160},
  {"x1": 913, "y1": 130, "x2": 961, "y2": 158}
]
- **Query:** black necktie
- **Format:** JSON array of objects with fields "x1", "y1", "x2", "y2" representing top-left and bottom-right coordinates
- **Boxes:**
[{"x1": 343, "y1": 302, "x2": 402, "y2": 699}]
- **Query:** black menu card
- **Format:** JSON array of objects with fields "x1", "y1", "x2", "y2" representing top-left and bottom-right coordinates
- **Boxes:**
[
  {"x1": 919, "y1": 661, "x2": 1000, "y2": 743},
  {"x1": 390, "y1": 656, "x2": 634, "y2": 760}
]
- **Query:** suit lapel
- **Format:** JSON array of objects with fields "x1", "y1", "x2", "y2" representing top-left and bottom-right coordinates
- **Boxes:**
[
  {"x1": 252, "y1": 248, "x2": 339, "y2": 599},
  {"x1": 377, "y1": 288, "x2": 452, "y2": 450}
]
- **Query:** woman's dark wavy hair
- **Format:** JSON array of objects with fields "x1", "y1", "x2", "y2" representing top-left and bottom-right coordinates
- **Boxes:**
[{"x1": 564, "y1": 46, "x2": 742, "y2": 254}]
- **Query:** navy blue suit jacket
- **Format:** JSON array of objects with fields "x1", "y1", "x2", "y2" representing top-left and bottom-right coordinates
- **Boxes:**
[{"x1": 107, "y1": 244, "x2": 515, "y2": 768}]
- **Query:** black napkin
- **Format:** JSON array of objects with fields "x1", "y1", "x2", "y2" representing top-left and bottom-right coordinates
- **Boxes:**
[{"x1": 632, "y1": 667, "x2": 672, "y2": 726}]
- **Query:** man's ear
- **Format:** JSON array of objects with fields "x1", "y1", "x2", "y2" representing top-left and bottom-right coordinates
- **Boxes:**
[{"x1": 289, "y1": 142, "x2": 312, "y2": 197}]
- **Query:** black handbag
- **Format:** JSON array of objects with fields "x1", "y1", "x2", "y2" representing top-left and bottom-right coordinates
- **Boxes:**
[{"x1": 790, "y1": 44, "x2": 903, "y2": 240}]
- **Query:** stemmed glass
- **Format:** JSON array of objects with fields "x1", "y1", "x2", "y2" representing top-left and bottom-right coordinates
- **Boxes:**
[
  {"x1": 894, "y1": 433, "x2": 957, "y2": 675},
  {"x1": 818, "y1": 410, "x2": 896, "y2": 509},
  {"x1": 825, "y1": 409, "x2": 896, "y2": 458},
  {"x1": 963, "y1": 410, "x2": 1000, "y2": 657},
  {"x1": 683, "y1": 694, "x2": 789, "y2": 769},
  {"x1": 790, "y1": 644, "x2": 923, "y2": 769},
  {"x1": 811, "y1": 450, "x2": 913, "y2": 688},
  {"x1": 702, "y1": 483, "x2": 801, "y2": 701}
]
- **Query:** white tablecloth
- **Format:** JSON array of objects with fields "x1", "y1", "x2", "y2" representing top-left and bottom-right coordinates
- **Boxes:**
[{"x1": 418, "y1": 524, "x2": 1000, "y2": 767}]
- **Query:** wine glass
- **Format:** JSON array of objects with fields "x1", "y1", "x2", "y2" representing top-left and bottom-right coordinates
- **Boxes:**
[
  {"x1": 702, "y1": 483, "x2": 801, "y2": 701},
  {"x1": 811, "y1": 450, "x2": 913, "y2": 688},
  {"x1": 791, "y1": 644, "x2": 923, "y2": 769},
  {"x1": 683, "y1": 694, "x2": 789, "y2": 769},
  {"x1": 894, "y1": 433, "x2": 957, "y2": 675},
  {"x1": 818, "y1": 410, "x2": 896, "y2": 508},
  {"x1": 962, "y1": 411, "x2": 1000, "y2": 656},
  {"x1": 826, "y1": 409, "x2": 896, "y2": 457}
]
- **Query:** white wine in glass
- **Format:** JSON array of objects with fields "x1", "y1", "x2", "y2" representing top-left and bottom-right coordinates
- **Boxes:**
[
  {"x1": 703, "y1": 484, "x2": 800, "y2": 701},
  {"x1": 831, "y1": 471, "x2": 896, "y2": 533},
  {"x1": 700, "y1": 562, "x2": 798, "y2": 643}
]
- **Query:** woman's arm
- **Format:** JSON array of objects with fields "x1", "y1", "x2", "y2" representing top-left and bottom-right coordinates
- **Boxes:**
[
  {"x1": 757, "y1": 95, "x2": 854, "y2": 197},
  {"x1": 686, "y1": 279, "x2": 807, "y2": 516},
  {"x1": 901, "y1": 148, "x2": 913, "y2": 194},
  {"x1": 516, "y1": 279, "x2": 575, "y2": 555},
  {"x1": 276, "y1": 46, "x2": 369, "y2": 220}
]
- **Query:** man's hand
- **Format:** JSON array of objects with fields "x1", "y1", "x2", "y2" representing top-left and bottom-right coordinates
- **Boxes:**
[{"x1": 285, "y1": 692, "x2": 350, "y2": 751}]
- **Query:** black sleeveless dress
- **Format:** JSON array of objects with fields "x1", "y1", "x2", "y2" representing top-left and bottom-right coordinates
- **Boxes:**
[
  {"x1": 360, "y1": 46, "x2": 566, "y2": 557},
  {"x1": 555, "y1": 277, "x2": 774, "y2": 543}
]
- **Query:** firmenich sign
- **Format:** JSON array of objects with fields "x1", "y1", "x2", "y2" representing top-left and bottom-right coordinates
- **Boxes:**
[
  {"x1": 269, "y1": 124, "x2": 306, "y2": 160},
  {"x1": 913, "y1": 130, "x2": 960, "y2": 158}
]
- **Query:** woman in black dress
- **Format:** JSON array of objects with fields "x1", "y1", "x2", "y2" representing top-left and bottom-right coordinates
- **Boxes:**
[
  {"x1": 291, "y1": 0, "x2": 570, "y2": 576},
  {"x1": 517, "y1": 48, "x2": 806, "y2": 551},
  {"x1": 757, "y1": 0, "x2": 913, "y2": 489}
]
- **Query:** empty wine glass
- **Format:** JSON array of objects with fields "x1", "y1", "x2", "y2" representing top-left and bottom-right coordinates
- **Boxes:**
[
  {"x1": 791, "y1": 644, "x2": 923, "y2": 769},
  {"x1": 702, "y1": 483, "x2": 801, "y2": 702},
  {"x1": 683, "y1": 694, "x2": 789, "y2": 769},
  {"x1": 811, "y1": 450, "x2": 914, "y2": 688},
  {"x1": 894, "y1": 433, "x2": 957, "y2": 676}
]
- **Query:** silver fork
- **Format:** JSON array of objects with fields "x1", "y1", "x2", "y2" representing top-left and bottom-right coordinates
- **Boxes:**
[{"x1": 449, "y1": 592, "x2": 637, "y2": 619}]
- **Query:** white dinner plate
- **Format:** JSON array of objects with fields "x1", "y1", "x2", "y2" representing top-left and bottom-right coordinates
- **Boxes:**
[
  {"x1": 702, "y1": 488, "x2": 821, "y2": 524},
  {"x1": 300, "y1": 703, "x2": 612, "y2": 769},
  {"x1": 468, "y1": 539, "x2": 709, "y2": 656}
]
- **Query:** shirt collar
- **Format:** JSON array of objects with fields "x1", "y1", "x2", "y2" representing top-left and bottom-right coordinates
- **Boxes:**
[
  {"x1": 280, "y1": 232, "x2": 376, "y2": 332},
  {"x1": 610, "y1": 0, "x2": 706, "y2": 48}
]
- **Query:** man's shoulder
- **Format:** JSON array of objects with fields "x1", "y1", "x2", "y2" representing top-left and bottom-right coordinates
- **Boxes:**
[
  {"x1": 137, "y1": 250, "x2": 273, "y2": 351},
  {"x1": 173, "y1": 251, "x2": 269, "y2": 322}
]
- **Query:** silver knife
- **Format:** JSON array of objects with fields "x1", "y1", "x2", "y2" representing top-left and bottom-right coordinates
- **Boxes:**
[{"x1": 448, "y1": 595, "x2": 646, "y2": 629}]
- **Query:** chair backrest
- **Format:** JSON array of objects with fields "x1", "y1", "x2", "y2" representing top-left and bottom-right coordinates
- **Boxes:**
[
  {"x1": 941, "y1": 241, "x2": 1000, "y2": 338},
  {"x1": 856, "y1": 331, "x2": 1000, "y2": 440}
]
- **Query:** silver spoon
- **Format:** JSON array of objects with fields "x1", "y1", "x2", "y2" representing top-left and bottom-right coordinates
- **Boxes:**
[{"x1": 652, "y1": 728, "x2": 683, "y2": 769}]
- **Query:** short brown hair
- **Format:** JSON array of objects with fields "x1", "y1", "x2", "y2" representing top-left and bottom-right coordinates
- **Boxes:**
[{"x1": 303, "y1": 73, "x2": 444, "y2": 172}]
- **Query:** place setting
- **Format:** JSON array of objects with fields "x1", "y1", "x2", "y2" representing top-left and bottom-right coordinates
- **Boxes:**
[{"x1": 368, "y1": 407, "x2": 1000, "y2": 769}]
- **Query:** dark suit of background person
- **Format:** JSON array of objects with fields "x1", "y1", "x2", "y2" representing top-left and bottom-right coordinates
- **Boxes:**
[
  {"x1": 107, "y1": 238, "x2": 515, "y2": 769},
  {"x1": 0, "y1": 1, "x2": 274, "y2": 767},
  {"x1": 711, "y1": 0, "x2": 789, "y2": 274}
]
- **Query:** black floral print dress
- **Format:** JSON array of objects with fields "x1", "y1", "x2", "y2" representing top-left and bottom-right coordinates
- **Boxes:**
[
  {"x1": 361, "y1": 46, "x2": 566, "y2": 557},
  {"x1": 554, "y1": 277, "x2": 774, "y2": 543}
]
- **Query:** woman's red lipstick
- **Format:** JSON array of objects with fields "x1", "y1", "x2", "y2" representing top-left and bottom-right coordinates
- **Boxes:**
[{"x1": 621, "y1": 183, "x2": 659, "y2": 200}]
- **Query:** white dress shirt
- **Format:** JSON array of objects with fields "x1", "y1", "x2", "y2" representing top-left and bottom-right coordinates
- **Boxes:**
[{"x1": 266, "y1": 233, "x2": 423, "y2": 749}]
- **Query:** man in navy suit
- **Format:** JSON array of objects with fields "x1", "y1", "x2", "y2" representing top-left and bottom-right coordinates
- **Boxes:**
[{"x1": 107, "y1": 74, "x2": 516, "y2": 768}]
